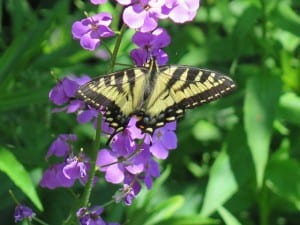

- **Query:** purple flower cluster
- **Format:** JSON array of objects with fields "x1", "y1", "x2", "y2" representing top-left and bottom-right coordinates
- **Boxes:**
[
  {"x1": 40, "y1": 134, "x2": 90, "y2": 189},
  {"x1": 72, "y1": 0, "x2": 200, "y2": 64},
  {"x1": 119, "y1": 0, "x2": 199, "y2": 32},
  {"x1": 131, "y1": 28, "x2": 170, "y2": 66},
  {"x1": 97, "y1": 117, "x2": 177, "y2": 203}
]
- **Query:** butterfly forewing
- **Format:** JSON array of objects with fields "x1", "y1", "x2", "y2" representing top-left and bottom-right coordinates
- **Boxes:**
[
  {"x1": 76, "y1": 67, "x2": 148, "y2": 131},
  {"x1": 143, "y1": 65, "x2": 236, "y2": 118}
]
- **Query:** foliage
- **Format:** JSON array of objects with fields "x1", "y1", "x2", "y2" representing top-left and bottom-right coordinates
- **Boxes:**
[{"x1": 0, "y1": 0, "x2": 300, "y2": 224}]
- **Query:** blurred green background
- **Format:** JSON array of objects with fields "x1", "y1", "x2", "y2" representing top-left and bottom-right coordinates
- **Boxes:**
[{"x1": 1, "y1": 0, "x2": 300, "y2": 224}]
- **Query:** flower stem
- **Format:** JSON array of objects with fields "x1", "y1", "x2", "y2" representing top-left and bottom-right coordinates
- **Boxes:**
[
  {"x1": 110, "y1": 24, "x2": 127, "y2": 72},
  {"x1": 81, "y1": 117, "x2": 102, "y2": 207},
  {"x1": 32, "y1": 216, "x2": 50, "y2": 225}
]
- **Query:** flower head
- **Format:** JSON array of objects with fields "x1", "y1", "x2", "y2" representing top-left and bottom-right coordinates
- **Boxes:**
[
  {"x1": 49, "y1": 77, "x2": 79, "y2": 105},
  {"x1": 119, "y1": 0, "x2": 167, "y2": 32},
  {"x1": 40, "y1": 154, "x2": 90, "y2": 189},
  {"x1": 166, "y1": 0, "x2": 200, "y2": 23},
  {"x1": 14, "y1": 205, "x2": 35, "y2": 223},
  {"x1": 77, "y1": 206, "x2": 105, "y2": 225},
  {"x1": 113, "y1": 184, "x2": 136, "y2": 205},
  {"x1": 118, "y1": 0, "x2": 200, "y2": 32},
  {"x1": 46, "y1": 134, "x2": 77, "y2": 159},
  {"x1": 130, "y1": 28, "x2": 170, "y2": 66},
  {"x1": 49, "y1": 75, "x2": 100, "y2": 124},
  {"x1": 72, "y1": 12, "x2": 115, "y2": 51},
  {"x1": 49, "y1": 75, "x2": 90, "y2": 107},
  {"x1": 149, "y1": 121, "x2": 177, "y2": 159}
]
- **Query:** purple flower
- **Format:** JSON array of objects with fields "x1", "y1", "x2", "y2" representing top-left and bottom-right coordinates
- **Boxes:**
[
  {"x1": 14, "y1": 205, "x2": 35, "y2": 223},
  {"x1": 96, "y1": 145, "x2": 145, "y2": 184},
  {"x1": 166, "y1": 0, "x2": 200, "y2": 23},
  {"x1": 40, "y1": 163, "x2": 76, "y2": 189},
  {"x1": 130, "y1": 28, "x2": 170, "y2": 66},
  {"x1": 63, "y1": 155, "x2": 90, "y2": 182},
  {"x1": 72, "y1": 13, "x2": 115, "y2": 51},
  {"x1": 46, "y1": 134, "x2": 77, "y2": 159},
  {"x1": 113, "y1": 184, "x2": 136, "y2": 205},
  {"x1": 119, "y1": 0, "x2": 167, "y2": 32},
  {"x1": 77, "y1": 108, "x2": 99, "y2": 124},
  {"x1": 149, "y1": 121, "x2": 177, "y2": 159},
  {"x1": 96, "y1": 148, "x2": 126, "y2": 184},
  {"x1": 40, "y1": 154, "x2": 90, "y2": 189},
  {"x1": 77, "y1": 206, "x2": 105, "y2": 225},
  {"x1": 49, "y1": 75, "x2": 101, "y2": 123},
  {"x1": 136, "y1": 145, "x2": 160, "y2": 188},
  {"x1": 49, "y1": 77, "x2": 79, "y2": 105},
  {"x1": 49, "y1": 75, "x2": 90, "y2": 106},
  {"x1": 118, "y1": 0, "x2": 200, "y2": 32}
]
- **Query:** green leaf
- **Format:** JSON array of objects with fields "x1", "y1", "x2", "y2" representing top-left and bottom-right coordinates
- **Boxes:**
[
  {"x1": 266, "y1": 157, "x2": 300, "y2": 210},
  {"x1": 278, "y1": 92, "x2": 300, "y2": 126},
  {"x1": 0, "y1": 147, "x2": 43, "y2": 211},
  {"x1": 201, "y1": 125, "x2": 255, "y2": 216},
  {"x1": 244, "y1": 73, "x2": 282, "y2": 188},
  {"x1": 0, "y1": 88, "x2": 50, "y2": 111},
  {"x1": 270, "y1": 3, "x2": 300, "y2": 37},
  {"x1": 231, "y1": 5, "x2": 261, "y2": 57},
  {"x1": 145, "y1": 196, "x2": 184, "y2": 225},
  {"x1": 156, "y1": 215, "x2": 218, "y2": 225},
  {"x1": 192, "y1": 120, "x2": 221, "y2": 142},
  {"x1": 218, "y1": 206, "x2": 242, "y2": 225},
  {"x1": 200, "y1": 150, "x2": 238, "y2": 216}
]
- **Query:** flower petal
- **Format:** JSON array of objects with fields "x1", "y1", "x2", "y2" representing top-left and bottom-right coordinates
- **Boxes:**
[
  {"x1": 105, "y1": 164, "x2": 124, "y2": 184},
  {"x1": 150, "y1": 141, "x2": 169, "y2": 159},
  {"x1": 96, "y1": 149, "x2": 118, "y2": 171},
  {"x1": 80, "y1": 33, "x2": 100, "y2": 51},
  {"x1": 72, "y1": 21, "x2": 90, "y2": 39},
  {"x1": 123, "y1": 6, "x2": 147, "y2": 29}
]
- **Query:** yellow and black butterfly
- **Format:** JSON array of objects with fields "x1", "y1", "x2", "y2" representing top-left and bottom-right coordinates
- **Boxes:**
[{"x1": 76, "y1": 58, "x2": 236, "y2": 136}]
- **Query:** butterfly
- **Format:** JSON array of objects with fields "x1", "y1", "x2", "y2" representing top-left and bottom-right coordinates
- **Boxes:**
[{"x1": 76, "y1": 58, "x2": 236, "y2": 138}]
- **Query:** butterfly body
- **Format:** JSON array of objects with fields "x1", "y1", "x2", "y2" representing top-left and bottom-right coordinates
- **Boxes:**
[{"x1": 76, "y1": 59, "x2": 236, "y2": 135}]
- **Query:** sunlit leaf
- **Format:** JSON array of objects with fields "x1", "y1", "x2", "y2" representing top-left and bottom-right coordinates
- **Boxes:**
[
  {"x1": 218, "y1": 206, "x2": 242, "y2": 225},
  {"x1": 0, "y1": 147, "x2": 43, "y2": 211},
  {"x1": 244, "y1": 73, "x2": 282, "y2": 188}
]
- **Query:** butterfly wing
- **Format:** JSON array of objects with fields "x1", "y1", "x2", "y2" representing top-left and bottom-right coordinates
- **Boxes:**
[
  {"x1": 136, "y1": 65, "x2": 236, "y2": 133},
  {"x1": 76, "y1": 67, "x2": 148, "y2": 132}
]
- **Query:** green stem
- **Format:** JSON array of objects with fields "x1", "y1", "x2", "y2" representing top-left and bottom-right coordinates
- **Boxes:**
[
  {"x1": 81, "y1": 117, "x2": 102, "y2": 207},
  {"x1": 110, "y1": 24, "x2": 127, "y2": 72},
  {"x1": 32, "y1": 216, "x2": 50, "y2": 225},
  {"x1": 258, "y1": 184, "x2": 269, "y2": 225}
]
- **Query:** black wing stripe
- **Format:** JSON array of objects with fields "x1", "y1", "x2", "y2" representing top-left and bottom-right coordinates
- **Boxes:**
[{"x1": 164, "y1": 67, "x2": 186, "y2": 90}]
